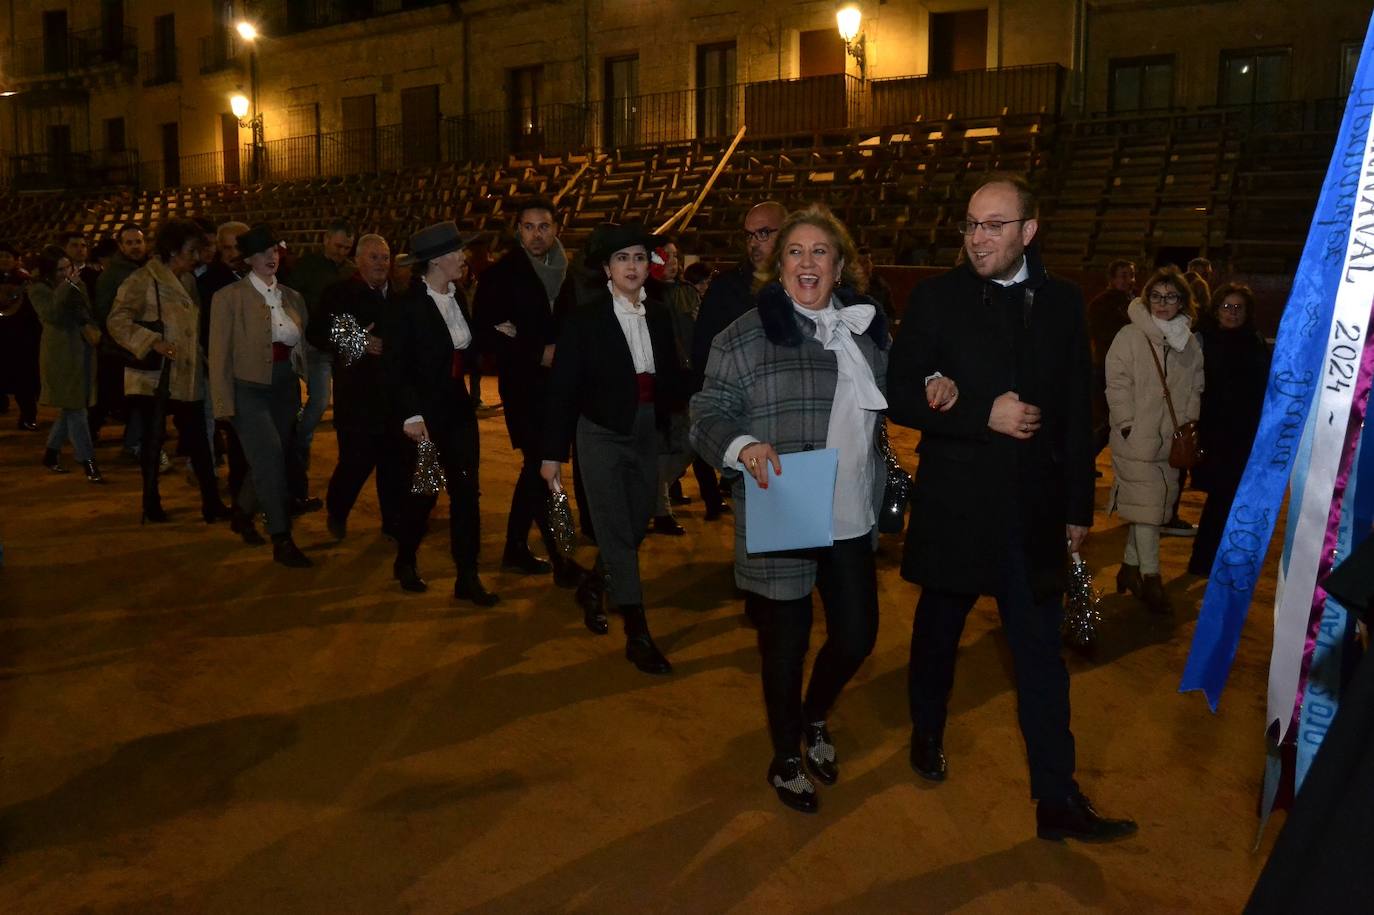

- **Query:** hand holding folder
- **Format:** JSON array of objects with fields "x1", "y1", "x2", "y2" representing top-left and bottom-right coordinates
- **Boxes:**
[{"x1": 743, "y1": 448, "x2": 839, "y2": 553}]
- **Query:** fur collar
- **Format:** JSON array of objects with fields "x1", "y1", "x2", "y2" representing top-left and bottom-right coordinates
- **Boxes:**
[{"x1": 756, "y1": 281, "x2": 889, "y2": 349}]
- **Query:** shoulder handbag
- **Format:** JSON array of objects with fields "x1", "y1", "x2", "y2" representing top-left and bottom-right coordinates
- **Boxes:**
[
  {"x1": 104, "y1": 279, "x2": 165, "y2": 371},
  {"x1": 1146, "y1": 340, "x2": 1203, "y2": 470}
]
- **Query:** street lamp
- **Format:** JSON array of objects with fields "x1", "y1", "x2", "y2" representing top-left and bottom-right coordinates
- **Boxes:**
[
  {"x1": 836, "y1": 2, "x2": 867, "y2": 80},
  {"x1": 234, "y1": 21, "x2": 264, "y2": 181}
]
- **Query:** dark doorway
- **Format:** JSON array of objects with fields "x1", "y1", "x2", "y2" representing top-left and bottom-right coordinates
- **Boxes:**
[
  {"x1": 161, "y1": 122, "x2": 180, "y2": 187},
  {"x1": 930, "y1": 10, "x2": 988, "y2": 76},
  {"x1": 221, "y1": 113, "x2": 241, "y2": 184},
  {"x1": 341, "y1": 94, "x2": 377, "y2": 173},
  {"x1": 696, "y1": 42, "x2": 737, "y2": 139},
  {"x1": 401, "y1": 84, "x2": 440, "y2": 165},
  {"x1": 100, "y1": 0, "x2": 125, "y2": 62},
  {"x1": 604, "y1": 55, "x2": 640, "y2": 148},
  {"x1": 799, "y1": 29, "x2": 845, "y2": 78},
  {"x1": 47, "y1": 124, "x2": 72, "y2": 176},
  {"x1": 509, "y1": 65, "x2": 543, "y2": 151},
  {"x1": 42, "y1": 10, "x2": 69, "y2": 74}
]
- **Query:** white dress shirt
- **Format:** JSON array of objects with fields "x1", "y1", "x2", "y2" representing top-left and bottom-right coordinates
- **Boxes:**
[
  {"x1": 427, "y1": 281, "x2": 473, "y2": 350},
  {"x1": 609, "y1": 282, "x2": 655, "y2": 374},
  {"x1": 249, "y1": 272, "x2": 301, "y2": 346}
]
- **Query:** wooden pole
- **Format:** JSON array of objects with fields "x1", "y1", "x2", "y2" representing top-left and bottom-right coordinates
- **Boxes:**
[
  {"x1": 552, "y1": 159, "x2": 591, "y2": 208},
  {"x1": 657, "y1": 124, "x2": 747, "y2": 235}
]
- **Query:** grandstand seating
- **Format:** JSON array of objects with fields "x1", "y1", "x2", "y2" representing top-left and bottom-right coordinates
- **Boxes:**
[{"x1": 0, "y1": 107, "x2": 1332, "y2": 281}]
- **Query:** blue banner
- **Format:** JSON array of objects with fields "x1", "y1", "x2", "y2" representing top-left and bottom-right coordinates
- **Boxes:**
[{"x1": 1180, "y1": 13, "x2": 1374, "y2": 710}]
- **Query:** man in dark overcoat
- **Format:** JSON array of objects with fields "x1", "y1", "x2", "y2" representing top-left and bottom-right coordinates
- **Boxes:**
[
  {"x1": 472, "y1": 197, "x2": 580, "y2": 585},
  {"x1": 888, "y1": 175, "x2": 1137, "y2": 843},
  {"x1": 307, "y1": 234, "x2": 404, "y2": 541}
]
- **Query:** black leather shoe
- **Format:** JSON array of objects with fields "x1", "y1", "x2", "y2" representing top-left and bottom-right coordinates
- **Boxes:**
[
  {"x1": 272, "y1": 537, "x2": 312, "y2": 568},
  {"x1": 17, "y1": 419, "x2": 38, "y2": 431},
  {"x1": 394, "y1": 562, "x2": 428, "y2": 593},
  {"x1": 42, "y1": 448, "x2": 67, "y2": 473},
  {"x1": 327, "y1": 514, "x2": 347, "y2": 541},
  {"x1": 454, "y1": 573, "x2": 500, "y2": 607},
  {"x1": 625, "y1": 634, "x2": 672, "y2": 675},
  {"x1": 290, "y1": 496, "x2": 323, "y2": 517},
  {"x1": 575, "y1": 573, "x2": 609, "y2": 634},
  {"x1": 767, "y1": 757, "x2": 818, "y2": 814},
  {"x1": 501, "y1": 545, "x2": 552, "y2": 575},
  {"x1": 1036, "y1": 792, "x2": 1138, "y2": 843},
  {"x1": 910, "y1": 732, "x2": 947, "y2": 782},
  {"x1": 651, "y1": 515, "x2": 686, "y2": 536},
  {"x1": 231, "y1": 510, "x2": 266, "y2": 545},
  {"x1": 803, "y1": 722, "x2": 839, "y2": 785},
  {"x1": 704, "y1": 501, "x2": 731, "y2": 521},
  {"x1": 141, "y1": 505, "x2": 169, "y2": 524}
]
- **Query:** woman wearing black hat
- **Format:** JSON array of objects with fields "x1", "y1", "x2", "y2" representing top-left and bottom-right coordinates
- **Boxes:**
[
  {"x1": 386, "y1": 221, "x2": 499, "y2": 605},
  {"x1": 540, "y1": 222, "x2": 685, "y2": 675},
  {"x1": 208, "y1": 224, "x2": 311, "y2": 567}
]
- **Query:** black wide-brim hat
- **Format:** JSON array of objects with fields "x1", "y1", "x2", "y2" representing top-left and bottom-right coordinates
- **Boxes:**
[
  {"x1": 585, "y1": 221, "x2": 666, "y2": 268},
  {"x1": 237, "y1": 224, "x2": 283, "y2": 258},
  {"x1": 408, "y1": 221, "x2": 475, "y2": 262}
]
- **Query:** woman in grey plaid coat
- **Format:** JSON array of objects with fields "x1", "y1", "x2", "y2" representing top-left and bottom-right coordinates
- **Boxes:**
[{"x1": 691, "y1": 205, "x2": 938, "y2": 814}]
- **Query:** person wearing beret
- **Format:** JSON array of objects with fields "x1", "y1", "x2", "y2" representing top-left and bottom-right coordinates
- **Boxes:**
[
  {"x1": 107, "y1": 219, "x2": 227, "y2": 524},
  {"x1": 208, "y1": 224, "x2": 312, "y2": 567},
  {"x1": 385, "y1": 221, "x2": 499, "y2": 606},
  {"x1": 540, "y1": 222, "x2": 686, "y2": 675}
]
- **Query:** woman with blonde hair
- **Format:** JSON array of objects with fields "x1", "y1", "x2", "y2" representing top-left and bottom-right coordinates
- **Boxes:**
[
  {"x1": 1105, "y1": 265, "x2": 1204, "y2": 614},
  {"x1": 692, "y1": 204, "x2": 908, "y2": 813}
]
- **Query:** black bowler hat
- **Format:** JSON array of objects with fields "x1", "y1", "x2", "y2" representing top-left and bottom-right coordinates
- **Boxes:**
[
  {"x1": 585, "y1": 221, "x2": 666, "y2": 268},
  {"x1": 408, "y1": 221, "x2": 473, "y2": 262},
  {"x1": 237, "y1": 224, "x2": 283, "y2": 258}
]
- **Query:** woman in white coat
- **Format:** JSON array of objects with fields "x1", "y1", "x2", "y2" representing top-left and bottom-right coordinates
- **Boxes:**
[{"x1": 1105, "y1": 265, "x2": 1204, "y2": 614}]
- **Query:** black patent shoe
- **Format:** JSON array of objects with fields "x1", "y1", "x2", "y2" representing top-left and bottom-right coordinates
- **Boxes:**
[
  {"x1": 803, "y1": 722, "x2": 839, "y2": 785},
  {"x1": 42, "y1": 448, "x2": 68, "y2": 473},
  {"x1": 910, "y1": 731, "x2": 947, "y2": 783},
  {"x1": 575, "y1": 570, "x2": 609, "y2": 634},
  {"x1": 651, "y1": 515, "x2": 686, "y2": 536},
  {"x1": 625, "y1": 633, "x2": 672, "y2": 675},
  {"x1": 272, "y1": 537, "x2": 312, "y2": 568},
  {"x1": 393, "y1": 562, "x2": 428, "y2": 593},
  {"x1": 1036, "y1": 792, "x2": 1138, "y2": 843},
  {"x1": 17, "y1": 419, "x2": 38, "y2": 431},
  {"x1": 454, "y1": 573, "x2": 500, "y2": 607},
  {"x1": 501, "y1": 545, "x2": 552, "y2": 575},
  {"x1": 290, "y1": 496, "x2": 323, "y2": 517},
  {"x1": 767, "y1": 757, "x2": 818, "y2": 814}
]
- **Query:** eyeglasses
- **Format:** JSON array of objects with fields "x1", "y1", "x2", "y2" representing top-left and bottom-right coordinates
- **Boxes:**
[
  {"x1": 742, "y1": 226, "x2": 778, "y2": 243},
  {"x1": 956, "y1": 218, "x2": 1028, "y2": 237},
  {"x1": 1148, "y1": 292, "x2": 1183, "y2": 305},
  {"x1": 1218, "y1": 301, "x2": 1246, "y2": 311}
]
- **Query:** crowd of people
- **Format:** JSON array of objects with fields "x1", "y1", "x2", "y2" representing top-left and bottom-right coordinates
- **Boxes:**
[{"x1": 0, "y1": 173, "x2": 1272, "y2": 837}]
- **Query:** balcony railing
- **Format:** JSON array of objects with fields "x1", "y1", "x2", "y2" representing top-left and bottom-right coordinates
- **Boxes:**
[
  {"x1": 142, "y1": 49, "x2": 179, "y2": 87},
  {"x1": 10, "y1": 149, "x2": 139, "y2": 191},
  {"x1": 257, "y1": 0, "x2": 450, "y2": 36},
  {"x1": 5, "y1": 26, "x2": 137, "y2": 81},
  {"x1": 869, "y1": 63, "x2": 1066, "y2": 124},
  {"x1": 199, "y1": 32, "x2": 241, "y2": 75}
]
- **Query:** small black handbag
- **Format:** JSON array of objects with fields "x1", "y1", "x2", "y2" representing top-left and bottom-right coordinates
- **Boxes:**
[{"x1": 104, "y1": 280, "x2": 165, "y2": 372}]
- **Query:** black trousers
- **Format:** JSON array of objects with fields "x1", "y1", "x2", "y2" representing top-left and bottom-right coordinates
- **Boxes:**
[
  {"x1": 691, "y1": 454, "x2": 723, "y2": 509},
  {"x1": 327, "y1": 426, "x2": 403, "y2": 533},
  {"x1": 1, "y1": 391, "x2": 37, "y2": 424},
  {"x1": 908, "y1": 528, "x2": 1077, "y2": 801},
  {"x1": 127, "y1": 394, "x2": 218, "y2": 515},
  {"x1": 221, "y1": 420, "x2": 249, "y2": 510},
  {"x1": 1189, "y1": 471, "x2": 1242, "y2": 575},
  {"x1": 506, "y1": 449, "x2": 552, "y2": 550},
  {"x1": 396, "y1": 418, "x2": 480, "y2": 572},
  {"x1": 746, "y1": 534, "x2": 880, "y2": 762}
]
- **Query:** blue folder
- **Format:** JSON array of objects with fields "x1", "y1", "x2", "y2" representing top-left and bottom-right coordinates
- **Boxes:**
[{"x1": 744, "y1": 448, "x2": 838, "y2": 553}]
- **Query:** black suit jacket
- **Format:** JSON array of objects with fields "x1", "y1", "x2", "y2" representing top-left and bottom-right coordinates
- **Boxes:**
[
  {"x1": 384, "y1": 280, "x2": 479, "y2": 436},
  {"x1": 309, "y1": 274, "x2": 400, "y2": 433},
  {"x1": 690, "y1": 260, "x2": 754, "y2": 389},
  {"x1": 541, "y1": 288, "x2": 685, "y2": 463},
  {"x1": 887, "y1": 244, "x2": 1094, "y2": 598},
  {"x1": 471, "y1": 247, "x2": 559, "y2": 452}
]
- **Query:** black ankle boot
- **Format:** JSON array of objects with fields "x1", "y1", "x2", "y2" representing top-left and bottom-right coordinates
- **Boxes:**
[
  {"x1": 575, "y1": 569, "x2": 609, "y2": 634},
  {"x1": 272, "y1": 534, "x2": 312, "y2": 568},
  {"x1": 42, "y1": 448, "x2": 68, "y2": 473},
  {"x1": 454, "y1": 571, "x2": 500, "y2": 607},
  {"x1": 393, "y1": 560, "x2": 428, "y2": 593},
  {"x1": 621, "y1": 604, "x2": 672, "y2": 675},
  {"x1": 83, "y1": 460, "x2": 105, "y2": 484}
]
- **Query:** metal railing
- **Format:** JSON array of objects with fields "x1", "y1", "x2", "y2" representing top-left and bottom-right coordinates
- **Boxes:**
[
  {"x1": 869, "y1": 63, "x2": 1066, "y2": 124},
  {"x1": 199, "y1": 32, "x2": 241, "y2": 75},
  {"x1": 1076, "y1": 97, "x2": 1345, "y2": 137},
  {"x1": 4, "y1": 26, "x2": 137, "y2": 81},
  {"x1": 10, "y1": 150, "x2": 139, "y2": 190},
  {"x1": 257, "y1": 0, "x2": 451, "y2": 36},
  {"x1": 142, "y1": 48, "x2": 179, "y2": 87}
]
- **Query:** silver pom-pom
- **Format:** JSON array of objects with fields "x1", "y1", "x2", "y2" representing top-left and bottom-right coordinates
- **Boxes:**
[
  {"x1": 329, "y1": 312, "x2": 370, "y2": 367},
  {"x1": 410, "y1": 439, "x2": 447, "y2": 496},
  {"x1": 548, "y1": 487, "x2": 576, "y2": 557},
  {"x1": 877, "y1": 420, "x2": 912, "y2": 534},
  {"x1": 1062, "y1": 551, "x2": 1103, "y2": 652}
]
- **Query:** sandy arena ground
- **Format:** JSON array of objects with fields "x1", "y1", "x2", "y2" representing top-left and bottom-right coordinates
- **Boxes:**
[{"x1": 0, "y1": 406, "x2": 1284, "y2": 913}]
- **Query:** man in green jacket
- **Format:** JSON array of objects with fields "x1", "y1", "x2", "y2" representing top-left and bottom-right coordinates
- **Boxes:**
[{"x1": 282, "y1": 221, "x2": 355, "y2": 511}]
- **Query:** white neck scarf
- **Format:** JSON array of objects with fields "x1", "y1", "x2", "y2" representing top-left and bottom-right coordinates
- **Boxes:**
[
  {"x1": 794, "y1": 299, "x2": 887, "y2": 410},
  {"x1": 1153, "y1": 313, "x2": 1193, "y2": 352}
]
